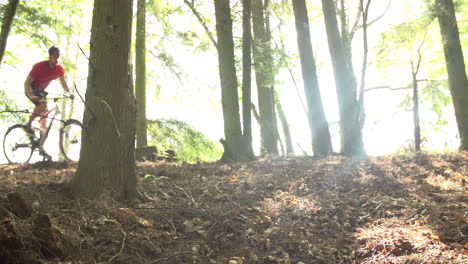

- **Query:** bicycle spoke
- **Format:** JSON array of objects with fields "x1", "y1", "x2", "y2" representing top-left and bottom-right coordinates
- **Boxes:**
[{"x1": 3, "y1": 125, "x2": 34, "y2": 163}]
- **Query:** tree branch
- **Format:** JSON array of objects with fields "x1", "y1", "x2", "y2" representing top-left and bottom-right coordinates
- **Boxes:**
[
  {"x1": 365, "y1": 85, "x2": 410, "y2": 92},
  {"x1": 183, "y1": 0, "x2": 217, "y2": 49},
  {"x1": 358, "y1": 0, "x2": 391, "y2": 29}
]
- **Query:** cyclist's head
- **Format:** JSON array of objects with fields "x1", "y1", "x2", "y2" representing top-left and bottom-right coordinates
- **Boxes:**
[{"x1": 48, "y1": 46, "x2": 60, "y2": 55}]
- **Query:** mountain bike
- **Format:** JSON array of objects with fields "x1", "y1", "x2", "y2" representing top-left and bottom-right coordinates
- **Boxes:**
[{"x1": 3, "y1": 96, "x2": 83, "y2": 163}]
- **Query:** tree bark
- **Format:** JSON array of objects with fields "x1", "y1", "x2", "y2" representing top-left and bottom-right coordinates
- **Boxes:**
[
  {"x1": 242, "y1": 0, "x2": 255, "y2": 157},
  {"x1": 274, "y1": 91, "x2": 294, "y2": 155},
  {"x1": 135, "y1": 0, "x2": 147, "y2": 148},
  {"x1": 412, "y1": 63, "x2": 421, "y2": 152},
  {"x1": 321, "y1": 0, "x2": 365, "y2": 156},
  {"x1": 292, "y1": 0, "x2": 333, "y2": 156},
  {"x1": 252, "y1": 0, "x2": 277, "y2": 155},
  {"x1": 214, "y1": 0, "x2": 251, "y2": 162},
  {"x1": 358, "y1": 0, "x2": 372, "y2": 130},
  {"x1": 436, "y1": 0, "x2": 468, "y2": 150},
  {"x1": 72, "y1": 0, "x2": 138, "y2": 200},
  {"x1": 0, "y1": 0, "x2": 19, "y2": 65},
  {"x1": 264, "y1": 0, "x2": 279, "y2": 155}
]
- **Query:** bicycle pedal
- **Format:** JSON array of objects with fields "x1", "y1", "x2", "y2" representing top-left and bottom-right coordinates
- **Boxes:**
[{"x1": 38, "y1": 147, "x2": 51, "y2": 159}]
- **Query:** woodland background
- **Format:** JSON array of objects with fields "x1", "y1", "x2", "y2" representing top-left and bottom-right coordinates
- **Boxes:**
[
  {"x1": 0, "y1": 0, "x2": 466, "y2": 164},
  {"x1": 0, "y1": 1, "x2": 466, "y2": 263}
]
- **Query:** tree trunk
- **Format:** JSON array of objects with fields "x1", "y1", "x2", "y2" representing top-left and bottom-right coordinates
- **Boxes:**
[
  {"x1": 321, "y1": 0, "x2": 365, "y2": 156},
  {"x1": 264, "y1": 0, "x2": 279, "y2": 155},
  {"x1": 292, "y1": 0, "x2": 333, "y2": 156},
  {"x1": 252, "y1": 0, "x2": 277, "y2": 155},
  {"x1": 274, "y1": 91, "x2": 294, "y2": 155},
  {"x1": 72, "y1": 0, "x2": 138, "y2": 200},
  {"x1": 0, "y1": 0, "x2": 19, "y2": 65},
  {"x1": 242, "y1": 0, "x2": 255, "y2": 157},
  {"x1": 135, "y1": 0, "x2": 147, "y2": 148},
  {"x1": 214, "y1": 0, "x2": 250, "y2": 162},
  {"x1": 412, "y1": 67, "x2": 421, "y2": 152},
  {"x1": 436, "y1": 0, "x2": 468, "y2": 150}
]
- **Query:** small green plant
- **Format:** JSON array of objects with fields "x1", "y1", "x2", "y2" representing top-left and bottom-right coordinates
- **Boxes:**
[
  {"x1": 144, "y1": 174, "x2": 156, "y2": 179},
  {"x1": 0, "y1": 91, "x2": 26, "y2": 124},
  {"x1": 147, "y1": 118, "x2": 222, "y2": 163}
]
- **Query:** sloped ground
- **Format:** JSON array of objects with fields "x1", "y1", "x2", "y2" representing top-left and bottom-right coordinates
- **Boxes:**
[{"x1": 0, "y1": 152, "x2": 466, "y2": 263}]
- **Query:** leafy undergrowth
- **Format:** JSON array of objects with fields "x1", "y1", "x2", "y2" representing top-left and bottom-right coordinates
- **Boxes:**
[{"x1": 0, "y1": 152, "x2": 467, "y2": 264}]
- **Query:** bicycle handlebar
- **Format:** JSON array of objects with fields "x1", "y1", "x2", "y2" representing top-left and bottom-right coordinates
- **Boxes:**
[{"x1": 41, "y1": 95, "x2": 74, "y2": 102}]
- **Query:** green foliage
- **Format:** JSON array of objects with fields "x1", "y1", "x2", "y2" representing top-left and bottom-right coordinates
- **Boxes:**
[
  {"x1": 375, "y1": 19, "x2": 430, "y2": 73},
  {"x1": 420, "y1": 80, "x2": 452, "y2": 121},
  {"x1": 144, "y1": 174, "x2": 156, "y2": 179},
  {"x1": 374, "y1": 12, "x2": 453, "y2": 120},
  {"x1": 147, "y1": 118, "x2": 222, "y2": 163},
  {"x1": 11, "y1": 2, "x2": 56, "y2": 46},
  {"x1": 0, "y1": 90, "x2": 25, "y2": 124}
]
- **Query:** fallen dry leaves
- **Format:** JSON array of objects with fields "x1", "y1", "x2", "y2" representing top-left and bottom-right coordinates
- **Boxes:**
[{"x1": 0, "y1": 152, "x2": 466, "y2": 263}]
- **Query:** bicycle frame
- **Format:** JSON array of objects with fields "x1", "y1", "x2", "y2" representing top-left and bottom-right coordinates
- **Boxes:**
[
  {"x1": 3, "y1": 95, "x2": 84, "y2": 163},
  {"x1": 30, "y1": 97, "x2": 71, "y2": 153}
]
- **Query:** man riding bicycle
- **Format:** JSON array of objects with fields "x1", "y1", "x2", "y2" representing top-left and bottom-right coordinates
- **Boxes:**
[{"x1": 24, "y1": 46, "x2": 74, "y2": 150}]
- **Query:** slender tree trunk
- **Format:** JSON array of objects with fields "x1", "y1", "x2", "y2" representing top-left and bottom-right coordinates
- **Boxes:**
[
  {"x1": 321, "y1": 0, "x2": 365, "y2": 156},
  {"x1": 264, "y1": 0, "x2": 279, "y2": 154},
  {"x1": 292, "y1": 0, "x2": 333, "y2": 156},
  {"x1": 274, "y1": 91, "x2": 294, "y2": 155},
  {"x1": 252, "y1": 0, "x2": 277, "y2": 155},
  {"x1": 214, "y1": 0, "x2": 250, "y2": 162},
  {"x1": 72, "y1": 0, "x2": 138, "y2": 200},
  {"x1": 136, "y1": 0, "x2": 147, "y2": 148},
  {"x1": 338, "y1": 0, "x2": 356, "y2": 83},
  {"x1": 0, "y1": 0, "x2": 19, "y2": 65},
  {"x1": 412, "y1": 66, "x2": 421, "y2": 152},
  {"x1": 358, "y1": 0, "x2": 372, "y2": 129},
  {"x1": 436, "y1": 0, "x2": 468, "y2": 150},
  {"x1": 242, "y1": 0, "x2": 254, "y2": 157},
  {"x1": 411, "y1": 38, "x2": 425, "y2": 153}
]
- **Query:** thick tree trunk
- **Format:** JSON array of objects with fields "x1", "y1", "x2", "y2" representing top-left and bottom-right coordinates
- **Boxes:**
[
  {"x1": 0, "y1": 0, "x2": 19, "y2": 65},
  {"x1": 436, "y1": 0, "x2": 468, "y2": 150},
  {"x1": 135, "y1": 0, "x2": 147, "y2": 148},
  {"x1": 292, "y1": 0, "x2": 333, "y2": 156},
  {"x1": 214, "y1": 0, "x2": 250, "y2": 162},
  {"x1": 242, "y1": 0, "x2": 255, "y2": 157},
  {"x1": 252, "y1": 0, "x2": 277, "y2": 155},
  {"x1": 321, "y1": 0, "x2": 365, "y2": 156},
  {"x1": 72, "y1": 0, "x2": 138, "y2": 200}
]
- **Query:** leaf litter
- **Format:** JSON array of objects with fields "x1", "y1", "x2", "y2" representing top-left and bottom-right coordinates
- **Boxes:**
[{"x1": 0, "y1": 152, "x2": 466, "y2": 263}]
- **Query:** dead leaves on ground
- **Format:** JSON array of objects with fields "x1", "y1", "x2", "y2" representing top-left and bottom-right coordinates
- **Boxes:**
[{"x1": 0, "y1": 152, "x2": 466, "y2": 263}]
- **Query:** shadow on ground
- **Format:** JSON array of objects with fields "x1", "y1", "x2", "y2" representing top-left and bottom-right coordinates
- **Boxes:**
[{"x1": 0, "y1": 152, "x2": 466, "y2": 263}]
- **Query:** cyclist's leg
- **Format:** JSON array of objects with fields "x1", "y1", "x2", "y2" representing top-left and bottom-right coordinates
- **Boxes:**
[{"x1": 25, "y1": 88, "x2": 48, "y2": 131}]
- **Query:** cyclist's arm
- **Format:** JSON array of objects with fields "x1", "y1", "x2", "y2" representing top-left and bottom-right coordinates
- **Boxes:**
[
  {"x1": 24, "y1": 75, "x2": 34, "y2": 96},
  {"x1": 59, "y1": 76, "x2": 74, "y2": 98}
]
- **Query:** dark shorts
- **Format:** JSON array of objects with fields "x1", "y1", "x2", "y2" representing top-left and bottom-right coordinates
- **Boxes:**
[{"x1": 26, "y1": 86, "x2": 48, "y2": 106}]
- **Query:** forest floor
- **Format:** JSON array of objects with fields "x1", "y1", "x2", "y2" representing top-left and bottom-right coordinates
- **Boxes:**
[{"x1": 0, "y1": 152, "x2": 467, "y2": 264}]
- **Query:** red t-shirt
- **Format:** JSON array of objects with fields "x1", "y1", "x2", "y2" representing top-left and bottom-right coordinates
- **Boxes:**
[{"x1": 28, "y1": 60, "x2": 64, "y2": 90}]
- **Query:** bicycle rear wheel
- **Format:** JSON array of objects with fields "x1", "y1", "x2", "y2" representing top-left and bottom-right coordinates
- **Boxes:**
[
  {"x1": 3, "y1": 125, "x2": 34, "y2": 164},
  {"x1": 59, "y1": 119, "x2": 82, "y2": 161}
]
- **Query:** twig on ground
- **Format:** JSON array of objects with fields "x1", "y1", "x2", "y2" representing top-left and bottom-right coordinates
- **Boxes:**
[
  {"x1": 152, "y1": 251, "x2": 210, "y2": 263},
  {"x1": 105, "y1": 219, "x2": 126, "y2": 264}
]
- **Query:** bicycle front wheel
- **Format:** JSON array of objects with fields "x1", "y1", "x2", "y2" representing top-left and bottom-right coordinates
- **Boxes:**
[
  {"x1": 3, "y1": 125, "x2": 34, "y2": 164},
  {"x1": 59, "y1": 119, "x2": 82, "y2": 161}
]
